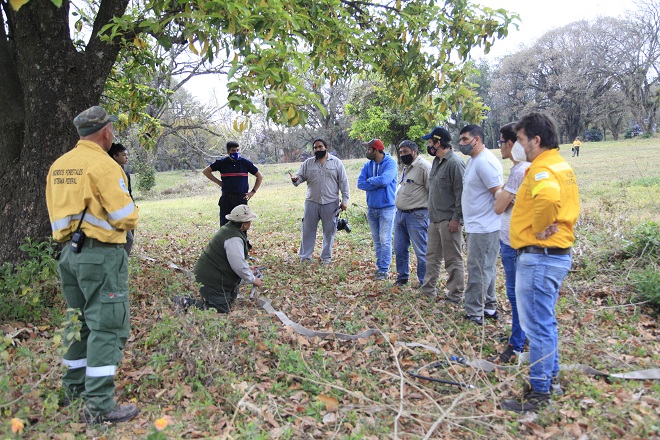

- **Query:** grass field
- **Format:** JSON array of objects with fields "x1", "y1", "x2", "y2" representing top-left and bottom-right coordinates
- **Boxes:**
[{"x1": 2, "y1": 137, "x2": 659, "y2": 439}]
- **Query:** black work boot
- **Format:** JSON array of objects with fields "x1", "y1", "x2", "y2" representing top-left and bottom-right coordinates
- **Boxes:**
[
  {"x1": 83, "y1": 404, "x2": 139, "y2": 424},
  {"x1": 501, "y1": 389, "x2": 551, "y2": 413},
  {"x1": 551, "y1": 377, "x2": 564, "y2": 396},
  {"x1": 488, "y1": 344, "x2": 520, "y2": 364},
  {"x1": 173, "y1": 296, "x2": 196, "y2": 312},
  {"x1": 59, "y1": 384, "x2": 85, "y2": 408}
]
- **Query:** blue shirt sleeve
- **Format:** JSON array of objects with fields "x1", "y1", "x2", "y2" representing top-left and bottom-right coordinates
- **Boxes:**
[
  {"x1": 367, "y1": 157, "x2": 398, "y2": 188},
  {"x1": 209, "y1": 159, "x2": 222, "y2": 172},
  {"x1": 245, "y1": 159, "x2": 259, "y2": 175},
  {"x1": 357, "y1": 162, "x2": 375, "y2": 191}
]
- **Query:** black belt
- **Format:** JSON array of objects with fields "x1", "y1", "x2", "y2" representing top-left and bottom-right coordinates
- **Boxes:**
[
  {"x1": 518, "y1": 246, "x2": 571, "y2": 255},
  {"x1": 67, "y1": 238, "x2": 123, "y2": 249},
  {"x1": 400, "y1": 207, "x2": 427, "y2": 214},
  {"x1": 222, "y1": 193, "x2": 247, "y2": 199}
]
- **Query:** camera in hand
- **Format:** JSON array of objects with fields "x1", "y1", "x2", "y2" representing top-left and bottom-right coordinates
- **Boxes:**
[
  {"x1": 70, "y1": 230, "x2": 86, "y2": 253},
  {"x1": 337, "y1": 218, "x2": 351, "y2": 233}
]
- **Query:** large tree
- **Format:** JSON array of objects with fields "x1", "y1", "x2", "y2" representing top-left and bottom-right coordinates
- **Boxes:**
[
  {"x1": 0, "y1": 0, "x2": 514, "y2": 263},
  {"x1": 491, "y1": 21, "x2": 613, "y2": 142},
  {"x1": 596, "y1": 4, "x2": 660, "y2": 135}
]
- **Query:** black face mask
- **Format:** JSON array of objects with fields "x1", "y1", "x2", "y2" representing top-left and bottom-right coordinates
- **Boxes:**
[
  {"x1": 426, "y1": 145, "x2": 437, "y2": 156},
  {"x1": 400, "y1": 154, "x2": 414, "y2": 165},
  {"x1": 315, "y1": 150, "x2": 327, "y2": 160}
]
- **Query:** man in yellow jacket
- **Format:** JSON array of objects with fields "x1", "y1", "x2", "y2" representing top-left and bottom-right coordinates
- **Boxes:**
[
  {"x1": 572, "y1": 137, "x2": 581, "y2": 157},
  {"x1": 501, "y1": 112, "x2": 580, "y2": 413},
  {"x1": 46, "y1": 106, "x2": 139, "y2": 423}
]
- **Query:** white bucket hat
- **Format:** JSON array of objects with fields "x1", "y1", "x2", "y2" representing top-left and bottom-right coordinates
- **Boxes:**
[{"x1": 225, "y1": 205, "x2": 258, "y2": 222}]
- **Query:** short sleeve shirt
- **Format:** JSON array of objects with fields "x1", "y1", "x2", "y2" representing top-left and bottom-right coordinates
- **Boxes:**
[
  {"x1": 209, "y1": 157, "x2": 259, "y2": 194},
  {"x1": 461, "y1": 149, "x2": 503, "y2": 233},
  {"x1": 394, "y1": 156, "x2": 431, "y2": 211}
]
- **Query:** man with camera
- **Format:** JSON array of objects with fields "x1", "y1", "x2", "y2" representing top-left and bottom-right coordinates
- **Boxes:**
[
  {"x1": 46, "y1": 106, "x2": 139, "y2": 424},
  {"x1": 393, "y1": 140, "x2": 431, "y2": 286},
  {"x1": 357, "y1": 139, "x2": 397, "y2": 280},
  {"x1": 290, "y1": 138, "x2": 350, "y2": 264}
]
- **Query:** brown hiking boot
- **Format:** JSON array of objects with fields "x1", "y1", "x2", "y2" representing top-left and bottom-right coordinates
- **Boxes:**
[{"x1": 83, "y1": 404, "x2": 139, "y2": 424}]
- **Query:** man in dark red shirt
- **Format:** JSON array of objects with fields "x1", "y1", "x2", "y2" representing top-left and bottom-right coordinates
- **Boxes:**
[{"x1": 203, "y1": 141, "x2": 264, "y2": 226}]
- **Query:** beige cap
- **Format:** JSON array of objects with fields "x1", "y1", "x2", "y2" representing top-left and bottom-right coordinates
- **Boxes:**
[{"x1": 225, "y1": 205, "x2": 258, "y2": 222}]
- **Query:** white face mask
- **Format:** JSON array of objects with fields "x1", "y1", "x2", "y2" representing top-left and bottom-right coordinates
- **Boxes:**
[{"x1": 511, "y1": 141, "x2": 527, "y2": 162}]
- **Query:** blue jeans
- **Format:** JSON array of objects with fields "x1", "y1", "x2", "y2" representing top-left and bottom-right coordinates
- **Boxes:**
[
  {"x1": 515, "y1": 251, "x2": 571, "y2": 393},
  {"x1": 367, "y1": 206, "x2": 396, "y2": 273},
  {"x1": 501, "y1": 241, "x2": 525, "y2": 352},
  {"x1": 394, "y1": 209, "x2": 428, "y2": 284}
]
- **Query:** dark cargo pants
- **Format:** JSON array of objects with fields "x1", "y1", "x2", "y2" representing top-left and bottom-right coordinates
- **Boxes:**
[{"x1": 200, "y1": 285, "x2": 241, "y2": 313}]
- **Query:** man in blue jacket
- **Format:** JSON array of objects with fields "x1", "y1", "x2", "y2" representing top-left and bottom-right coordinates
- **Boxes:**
[{"x1": 357, "y1": 139, "x2": 398, "y2": 280}]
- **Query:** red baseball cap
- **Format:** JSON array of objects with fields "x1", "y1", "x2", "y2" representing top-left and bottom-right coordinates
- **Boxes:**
[{"x1": 367, "y1": 139, "x2": 385, "y2": 151}]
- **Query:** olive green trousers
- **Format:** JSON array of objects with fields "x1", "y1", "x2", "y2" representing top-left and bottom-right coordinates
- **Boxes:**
[{"x1": 58, "y1": 239, "x2": 130, "y2": 414}]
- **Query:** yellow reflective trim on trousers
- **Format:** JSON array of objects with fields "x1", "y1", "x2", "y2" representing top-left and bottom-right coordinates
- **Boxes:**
[
  {"x1": 531, "y1": 180, "x2": 560, "y2": 196},
  {"x1": 548, "y1": 162, "x2": 571, "y2": 172}
]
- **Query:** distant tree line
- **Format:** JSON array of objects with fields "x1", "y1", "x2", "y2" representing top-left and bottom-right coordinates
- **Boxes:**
[
  {"x1": 125, "y1": 0, "x2": 659, "y2": 179},
  {"x1": 480, "y1": 0, "x2": 659, "y2": 145}
]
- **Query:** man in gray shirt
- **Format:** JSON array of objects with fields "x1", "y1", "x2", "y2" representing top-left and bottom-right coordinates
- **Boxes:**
[
  {"x1": 420, "y1": 127, "x2": 466, "y2": 302},
  {"x1": 459, "y1": 125, "x2": 503, "y2": 325},
  {"x1": 290, "y1": 139, "x2": 350, "y2": 264}
]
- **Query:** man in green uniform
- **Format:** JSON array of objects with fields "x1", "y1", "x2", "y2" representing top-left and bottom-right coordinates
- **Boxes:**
[{"x1": 46, "y1": 106, "x2": 139, "y2": 423}]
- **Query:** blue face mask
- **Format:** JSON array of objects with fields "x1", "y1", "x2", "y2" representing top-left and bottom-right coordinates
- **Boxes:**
[{"x1": 229, "y1": 152, "x2": 240, "y2": 160}]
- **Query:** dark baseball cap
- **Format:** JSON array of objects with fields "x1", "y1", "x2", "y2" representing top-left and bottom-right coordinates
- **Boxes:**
[
  {"x1": 422, "y1": 126, "x2": 451, "y2": 142},
  {"x1": 73, "y1": 106, "x2": 118, "y2": 136}
]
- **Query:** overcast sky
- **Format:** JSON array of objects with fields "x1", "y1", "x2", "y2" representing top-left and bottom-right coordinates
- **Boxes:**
[{"x1": 475, "y1": 0, "x2": 638, "y2": 60}]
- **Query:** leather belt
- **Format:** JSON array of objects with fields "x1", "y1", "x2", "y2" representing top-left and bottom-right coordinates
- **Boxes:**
[
  {"x1": 400, "y1": 207, "x2": 427, "y2": 214},
  {"x1": 518, "y1": 246, "x2": 571, "y2": 255}
]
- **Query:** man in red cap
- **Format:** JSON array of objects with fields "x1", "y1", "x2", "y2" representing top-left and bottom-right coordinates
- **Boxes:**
[{"x1": 357, "y1": 139, "x2": 398, "y2": 280}]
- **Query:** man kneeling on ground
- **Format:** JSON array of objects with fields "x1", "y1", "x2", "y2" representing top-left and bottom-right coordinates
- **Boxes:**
[{"x1": 176, "y1": 205, "x2": 263, "y2": 312}]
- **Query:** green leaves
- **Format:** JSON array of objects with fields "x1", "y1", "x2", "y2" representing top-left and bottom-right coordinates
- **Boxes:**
[
  {"x1": 9, "y1": 0, "x2": 30, "y2": 11},
  {"x1": 92, "y1": 0, "x2": 516, "y2": 133}
]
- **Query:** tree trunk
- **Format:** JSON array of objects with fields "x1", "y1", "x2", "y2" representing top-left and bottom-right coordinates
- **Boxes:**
[{"x1": 0, "y1": 0, "x2": 126, "y2": 263}]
